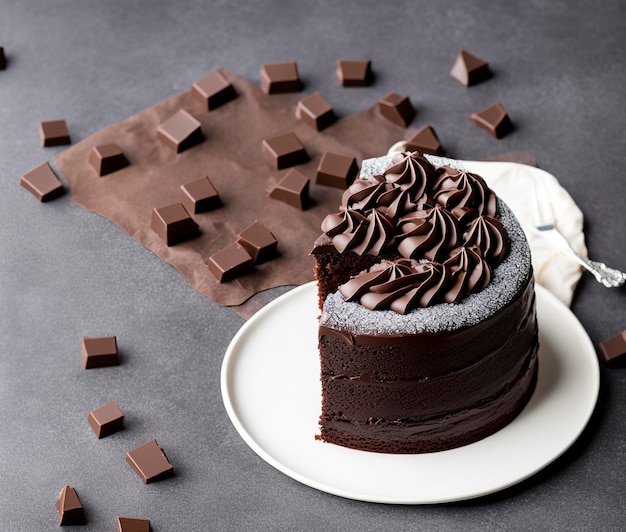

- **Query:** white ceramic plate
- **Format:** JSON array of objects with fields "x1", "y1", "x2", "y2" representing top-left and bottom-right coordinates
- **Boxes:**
[{"x1": 221, "y1": 282, "x2": 599, "y2": 504}]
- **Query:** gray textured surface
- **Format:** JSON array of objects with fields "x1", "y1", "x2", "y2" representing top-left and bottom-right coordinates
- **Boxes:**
[{"x1": 1, "y1": 1, "x2": 625, "y2": 530}]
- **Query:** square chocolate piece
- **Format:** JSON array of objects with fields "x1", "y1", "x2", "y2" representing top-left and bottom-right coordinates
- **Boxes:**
[
  {"x1": 191, "y1": 70, "x2": 237, "y2": 111},
  {"x1": 336, "y1": 60, "x2": 373, "y2": 87},
  {"x1": 296, "y1": 92, "x2": 335, "y2": 131},
  {"x1": 315, "y1": 152, "x2": 359, "y2": 189},
  {"x1": 157, "y1": 109, "x2": 204, "y2": 153},
  {"x1": 450, "y1": 49, "x2": 491, "y2": 87},
  {"x1": 599, "y1": 330, "x2": 626, "y2": 364},
  {"x1": 151, "y1": 203, "x2": 199, "y2": 246},
  {"x1": 269, "y1": 168, "x2": 310, "y2": 210},
  {"x1": 262, "y1": 132, "x2": 308, "y2": 170},
  {"x1": 88, "y1": 143, "x2": 129, "y2": 176},
  {"x1": 40, "y1": 119, "x2": 71, "y2": 147},
  {"x1": 20, "y1": 161, "x2": 64, "y2": 202},
  {"x1": 126, "y1": 439, "x2": 174, "y2": 484},
  {"x1": 56, "y1": 486, "x2": 85, "y2": 526},
  {"x1": 180, "y1": 176, "x2": 221, "y2": 214},
  {"x1": 377, "y1": 92, "x2": 415, "y2": 128},
  {"x1": 88, "y1": 400, "x2": 124, "y2": 438},
  {"x1": 469, "y1": 102, "x2": 513, "y2": 138},
  {"x1": 237, "y1": 221, "x2": 278, "y2": 264},
  {"x1": 0, "y1": 46, "x2": 5, "y2": 70},
  {"x1": 207, "y1": 242, "x2": 254, "y2": 282},
  {"x1": 260, "y1": 61, "x2": 302, "y2": 94},
  {"x1": 82, "y1": 336, "x2": 119, "y2": 369},
  {"x1": 405, "y1": 124, "x2": 444, "y2": 155},
  {"x1": 118, "y1": 517, "x2": 151, "y2": 532}
]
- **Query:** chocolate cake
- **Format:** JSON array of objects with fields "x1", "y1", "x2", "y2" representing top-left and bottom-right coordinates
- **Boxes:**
[{"x1": 312, "y1": 152, "x2": 538, "y2": 454}]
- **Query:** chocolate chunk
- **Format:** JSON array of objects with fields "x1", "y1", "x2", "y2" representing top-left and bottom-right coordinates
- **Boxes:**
[
  {"x1": 40, "y1": 119, "x2": 71, "y2": 147},
  {"x1": 377, "y1": 92, "x2": 415, "y2": 128},
  {"x1": 117, "y1": 517, "x2": 151, "y2": 532},
  {"x1": 315, "y1": 152, "x2": 359, "y2": 189},
  {"x1": 336, "y1": 60, "x2": 373, "y2": 87},
  {"x1": 151, "y1": 203, "x2": 199, "y2": 246},
  {"x1": 296, "y1": 92, "x2": 335, "y2": 131},
  {"x1": 20, "y1": 161, "x2": 64, "y2": 202},
  {"x1": 237, "y1": 221, "x2": 278, "y2": 264},
  {"x1": 262, "y1": 132, "x2": 308, "y2": 170},
  {"x1": 269, "y1": 168, "x2": 310, "y2": 210},
  {"x1": 599, "y1": 330, "x2": 626, "y2": 364},
  {"x1": 88, "y1": 143, "x2": 129, "y2": 176},
  {"x1": 55, "y1": 486, "x2": 85, "y2": 526},
  {"x1": 0, "y1": 46, "x2": 5, "y2": 70},
  {"x1": 191, "y1": 70, "x2": 237, "y2": 111},
  {"x1": 88, "y1": 400, "x2": 124, "y2": 438},
  {"x1": 405, "y1": 124, "x2": 444, "y2": 155},
  {"x1": 260, "y1": 61, "x2": 302, "y2": 94},
  {"x1": 208, "y1": 242, "x2": 254, "y2": 282},
  {"x1": 126, "y1": 439, "x2": 174, "y2": 484},
  {"x1": 157, "y1": 109, "x2": 204, "y2": 153},
  {"x1": 82, "y1": 336, "x2": 119, "y2": 369},
  {"x1": 469, "y1": 102, "x2": 513, "y2": 138},
  {"x1": 180, "y1": 176, "x2": 221, "y2": 214},
  {"x1": 450, "y1": 49, "x2": 491, "y2": 87}
]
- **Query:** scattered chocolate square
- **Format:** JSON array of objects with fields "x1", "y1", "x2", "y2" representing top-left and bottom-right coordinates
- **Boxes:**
[
  {"x1": 180, "y1": 176, "x2": 221, "y2": 214},
  {"x1": 237, "y1": 221, "x2": 278, "y2": 264},
  {"x1": 296, "y1": 92, "x2": 335, "y2": 131},
  {"x1": 469, "y1": 102, "x2": 513, "y2": 138},
  {"x1": 82, "y1": 336, "x2": 119, "y2": 369},
  {"x1": 260, "y1": 61, "x2": 302, "y2": 94},
  {"x1": 208, "y1": 242, "x2": 254, "y2": 282},
  {"x1": 55, "y1": 485, "x2": 85, "y2": 526},
  {"x1": 126, "y1": 439, "x2": 174, "y2": 484},
  {"x1": 88, "y1": 400, "x2": 124, "y2": 439},
  {"x1": 336, "y1": 59, "x2": 373, "y2": 87},
  {"x1": 268, "y1": 168, "x2": 310, "y2": 210},
  {"x1": 150, "y1": 203, "x2": 199, "y2": 246},
  {"x1": 377, "y1": 92, "x2": 415, "y2": 128},
  {"x1": 405, "y1": 124, "x2": 444, "y2": 155},
  {"x1": 118, "y1": 517, "x2": 151, "y2": 532},
  {"x1": 315, "y1": 152, "x2": 359, "y2": 189},
  {"x1": 262, "y1": 131, "x2": 308, "y2": 169},
  {"x1": 599, "y1": 330, "x2": 626, "y2": 364},
  {"x1": 88, "y1": 143, "x2": 129, "y2": 176},
  {"x1": 191, "y1": 70, "x2": 237, "y2": 111},
  {"x1": 0, "y1": 46, "x2": 5, "y2": 70},
  {"x1": 20, "y1": 161, "x2": 64, "y2": 202},
  {"x1": 157, "y1": 109, "x2": 204, "y2": 153},
  {"x1": 40, "y1": 119, "x2": 71, "y2": 147},
  {"x1": 450, "y1": 49, "x2": 491, "y2": 87}
]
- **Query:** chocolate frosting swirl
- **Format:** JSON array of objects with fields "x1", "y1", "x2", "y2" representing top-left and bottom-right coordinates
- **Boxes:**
[
  {"x1": 463, "y1": 215, "x2": 509, "y2": 264},
  {"x1": 442, "y1": 247, "x2": 492, "y2": 303},
  {"x1": 396, "y1": 205, "x2": 459, "y2": 261},
  {"x1": 327, "y1": 209, "x2": 395, "y2": 256}
]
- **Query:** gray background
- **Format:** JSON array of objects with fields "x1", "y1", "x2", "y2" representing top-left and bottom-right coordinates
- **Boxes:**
[{"x1": 1, "y1": 0, "x2": 625, "y2": 530}]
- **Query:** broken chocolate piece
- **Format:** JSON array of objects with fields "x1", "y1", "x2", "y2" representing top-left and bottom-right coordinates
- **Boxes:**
[
  {"x1": 336, "y1": 59, "x2": 373, "y2": 87},
  {"x1": 405, "y1": 124, "x2": 444, "y2": 155},
  {"x1": 126, "y1": 439, "x2": 174, "y2": 484},
  {"x1": 180, "y1": 176, "x2": 221, "y2": 214},
  {"x1": 377, "y1": 92, "x2": 415, "y2": 128},
  {"x1": 469, "y1": 102, "x2": 513, "y2": 138},
  {"x1": 262, "y1": 132, "x2": 308, "y2": 169},
  {"x1": 208, "y1": 242, "x2": 254, "y2": 282},
  {"x1": 157, "y1": 109, "x2": 204, "y2": 153},
  {"x1": 117, "y1": 517, "x2": 151, "y2": 532},
  {"x1": 40, "y1": 119, "x2": 71, "y2": 147},
  {"x1": 237, "y1": 221, "x2": 278, "y2": 264},
  {"x1": 450, "y1": 49, "x2": 491, "y2": 87},
  {"x1": 88, "y1": 143, "x2": 129, "y2": 176},
  {"x1": 88, "y1": 400, "x2": 124, "y2": 439},
  {"x1": 20, "y1": 162, "x2": 64, "y2": 202},
  {"x1": 260, "y1": 61, "x2": 302, "y2": 94},
  {"x1": 56, "y1": 486, "x2": 85, "y2": 526},
  {"x1": 191, "y1": 70, "x2": 237, "y2": 111},
  {"x1": 268, "y1": 168, "x2": 310, "y2": 210},
  {"x1": 599, "y1": 330, "x2": 626, "y2": 364},
  {"x1": 296, "y1": 92, "x2": 335, "y2": 131},
  {"x1": 82, "y1": 336, "x2": 119, "y2": 369},
  {"x1": 151, "y1": 203, "x2": 199, "y2": 246},
  {"x1": 315, "y1": 152, "x2": 358, "y2": 189}
]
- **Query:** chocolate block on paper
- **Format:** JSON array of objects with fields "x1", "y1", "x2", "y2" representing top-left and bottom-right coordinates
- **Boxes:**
[
  {"x1": 88, "y1": 143, "x2": 129, "y2": 176},
  {"x1": 55, "y1": 485, "x2": 85, "y2": 526},
  {"x1": 88, "y1": 400, "x2": 124, "y2": 438},
  {"x1": 191, "y1": 70, "x2": 237, "y2": 111},
  {"x1": 336, "y1": 59, "x2": 373, "y2": 87},
  {"x1": 450, "y1": 49, "x2": 491, "y2": 87},
  {"x1": 180, "y1": 176, "x2": 221, "y2": 214},
  {"x1": 377, "y1": 92, "x2": 415, "y2": 128},
  {"x1": 157, "y1": 109, "x2": 204, "y2": 153},
  {"x1": 269, "y1": 168, "x2": 310, "y2": 210},
  {"x1": 469, "y1": 102, "x2": 513, "y2": 138},
  {"x1": 20, "y1": 161, "x2": 64, "y2": 202},
  {"x1": 406, "y1": 124, "x2": 444, "y2": 155},
  {"x1": 237, "y1": 221, "x2": 278, "y2": 264},
  {"x1": 0, "y1": 46, "x2": 5, "y2": 70},
  {"x1": 599, "y1": 330, "x2": 626, "y2": 364},
  {"x1": 126, "y1": 439, "x2": 174, "y2": 484},
  {"x1": 82, "y1": 336, "x2": 119, "y2": 369},
  {"x1": 118, "y1": 517, "x2": 151, "y2": 532},
  {"x1": 260, "y1": 61, "x2": 302, "y2": 94},
  {"x1": 208, "y1": 242, "x2": 254, "y2": 282},
  {"x1": 262, "y1": 132, "x2": 308, "y2": 170},
  {"x1": 40, "y1": 119, "x2": 71, "y2": 147},
  {"x1": 296, "y1": 92, "x2": 335, "y2": 131},
  {"x1": 151, "y1": 203, "x2": 199, "y2": 246},
  {"x1": 315, "y1": 152, "x2": 359, "y2": 189}
]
